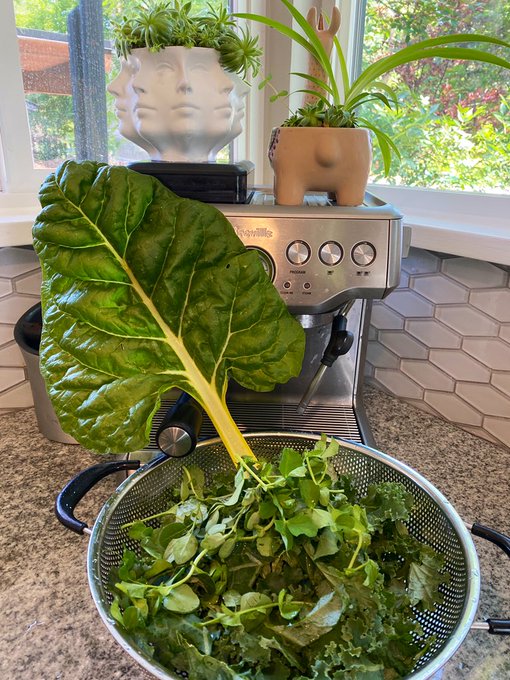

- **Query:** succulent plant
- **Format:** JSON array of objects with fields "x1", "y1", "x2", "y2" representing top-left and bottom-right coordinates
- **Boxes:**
[{"x1": 111, "y1": 1, "x2": 261, "y2": 80}]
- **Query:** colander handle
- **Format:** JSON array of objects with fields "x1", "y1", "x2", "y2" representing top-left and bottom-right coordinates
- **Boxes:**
[
  {"x1": 468, "y1": 522, "x2": 510, "y2": 635},
  {"x1": 55, "y1": 460, "x2": 141, "y2": 535},
  {"x1": 471, "y1": 522, "x2": 510, "y2": 558}
]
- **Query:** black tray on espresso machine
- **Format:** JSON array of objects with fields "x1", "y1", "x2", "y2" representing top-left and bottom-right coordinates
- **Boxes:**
[{"x1": 128, "y1": 160, "x2": 255, "y2": 204}]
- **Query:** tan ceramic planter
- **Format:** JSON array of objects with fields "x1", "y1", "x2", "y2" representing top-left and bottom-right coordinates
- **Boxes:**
[{"x1": 268, "y1": 127, "x2": 372, "y2": 206}]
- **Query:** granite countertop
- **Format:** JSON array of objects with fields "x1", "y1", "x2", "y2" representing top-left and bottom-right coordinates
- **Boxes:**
[{"x1": 1, "y1": 385, "x2": 509, "y2": 679}]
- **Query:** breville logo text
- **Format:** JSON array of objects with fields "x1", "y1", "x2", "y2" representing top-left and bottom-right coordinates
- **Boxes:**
[{"x1": 235, "y1": 226, "x2": 273, "y2": 239}]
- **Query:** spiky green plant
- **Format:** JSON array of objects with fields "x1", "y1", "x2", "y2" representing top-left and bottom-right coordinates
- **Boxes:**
[
  {"x1": 236, "y1": 0, "x2": 510, "y2": 174},
  {"x1": 111, "y1": 1, "x2": 261, "y2": 80}
]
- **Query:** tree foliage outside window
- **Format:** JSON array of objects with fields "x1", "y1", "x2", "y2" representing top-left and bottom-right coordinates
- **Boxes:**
[
  {"x1": 363, "y1": 0, "x2": 510, "y2": 193},
  {"x1": 13, "y1": 0, "x2": 228, "y2": 169}
]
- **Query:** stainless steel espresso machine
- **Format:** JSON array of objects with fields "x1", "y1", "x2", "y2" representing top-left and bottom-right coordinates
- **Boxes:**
[{"x1": 148, "y1": 189, "x2": 405, "y2": 451}]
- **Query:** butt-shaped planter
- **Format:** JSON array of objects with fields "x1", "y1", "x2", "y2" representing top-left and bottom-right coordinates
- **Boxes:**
[{"x1": 268, "y1": 127, "x2": 372, "y2": 206}]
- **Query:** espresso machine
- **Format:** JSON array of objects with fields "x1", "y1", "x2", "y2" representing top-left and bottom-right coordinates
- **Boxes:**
[{"x1": 146, "y1": 188, "x2": 406, "y2": 452}]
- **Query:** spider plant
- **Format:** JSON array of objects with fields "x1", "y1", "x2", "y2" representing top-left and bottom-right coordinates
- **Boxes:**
[
  {"x1": 111, "y1": 0, "x2": 262, "y2": 80},
  {"x1": 236, "y1": 0, "x2": 510, "y2": 174}
]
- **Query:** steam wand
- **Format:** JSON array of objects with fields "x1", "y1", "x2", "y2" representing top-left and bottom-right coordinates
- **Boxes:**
[{"x1": 296, "y1": 300, "x2": 355, "y2": 415}]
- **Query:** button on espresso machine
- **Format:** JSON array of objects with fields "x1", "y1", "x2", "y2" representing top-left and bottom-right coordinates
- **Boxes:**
[{"x1": 149, "y1": 190, "x2": 405, "y2": 450}]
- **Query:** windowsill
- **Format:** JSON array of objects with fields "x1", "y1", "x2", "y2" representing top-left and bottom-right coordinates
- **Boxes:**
[
  {"x1": 1, "y1": 188, "x2": 509, "y2": 265},
  {"x1": 0, "y1": 207, "x2": 38, "y2": 247},
  {"x1": 368, "y1": 184, "x2": 510, "y2": 266}
]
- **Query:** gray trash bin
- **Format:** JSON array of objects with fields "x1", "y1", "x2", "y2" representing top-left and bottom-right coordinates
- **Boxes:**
[{"x1": 14, "y1": 302, "x2": 77, "y2": 444}]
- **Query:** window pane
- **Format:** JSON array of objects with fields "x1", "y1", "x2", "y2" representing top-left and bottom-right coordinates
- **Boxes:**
[
  {"x1": 362, "y1": 0, "x2": 510, "y2": 194},
  {"x1": 13, "y1": 0, "x2": 230, "y2": 169}
]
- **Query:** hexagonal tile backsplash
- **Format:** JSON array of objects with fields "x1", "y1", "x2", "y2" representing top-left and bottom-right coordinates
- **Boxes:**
[
  {"x1": 1, "y1": 245, "x2": 510, "y2": 450},
  {"x1": 0, "y1": 247, "x2": 42, "y2": 412},
  {"x1": 366, "y1": 248, "x2": 510, "y2": 449}
]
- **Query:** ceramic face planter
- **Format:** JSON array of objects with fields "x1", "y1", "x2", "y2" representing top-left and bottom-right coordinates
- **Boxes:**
[
  {"x1": 107, "y1": 54, "x2": 158, "y2": 157},
  {"x1": 109, "y1": 47, "x2": 248, "y2": 163},
  {"x1": 268, "y1": 127, "x2": 372, "y2": 206}
]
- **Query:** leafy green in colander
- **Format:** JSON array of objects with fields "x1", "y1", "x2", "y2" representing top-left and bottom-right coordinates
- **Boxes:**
[{"x1": 110, "y1": 437, "x2": 448, "y2": 679}]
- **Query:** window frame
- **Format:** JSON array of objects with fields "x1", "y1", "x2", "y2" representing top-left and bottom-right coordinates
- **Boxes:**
[
  {"x1": 1, "y1": 0, "x2": 509, "y2": 264},
  {"x1": 0, "y1": 0, "x2": 50, "y2": 195}
]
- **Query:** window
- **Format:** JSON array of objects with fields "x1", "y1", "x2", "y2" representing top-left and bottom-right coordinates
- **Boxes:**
[
  {"x1": 1, "y1": 0, "x2": 509, "y2": 262},
  {"x1": 0, "y1": 0, "x2": 230, "y2": 194},
  {"x1": 361, "y1": 0, "x2": 510, "y2": 196}
]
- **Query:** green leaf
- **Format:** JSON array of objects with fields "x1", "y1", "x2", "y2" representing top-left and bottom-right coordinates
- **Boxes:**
[
  {"x1": 333, "y1": 34, "x2": 350, "y2": 97},
  {"x1": 184, "y1": 465, "x2": 205, "y2": 499},
  {"x1": 144, "y1": 558, "x2": 173, "y2": 580},
  {"x1": 272, "y1": 591, "x2": 345, "y2": 647},
  {"x1": 408, "y1": 551, "x2": 449, "y2": 611},
  {"x1": 163, "y1": 584, "x2": 200, "y2": 613},
  {"x1": 178, "y1": 635, "x2": 243, "y2": 680},
  {"x1": 362, "y1": 559, "x2": 381, "y2": 589},
  {"x1": 347, "y1": 39, "x2": 510, "y2": 106},
  {"x1": 122, "y1": 605, "x2": 143, "y2": 631},
  {"x1": 299, "y1": 478, "x2": 320, "y2": 508},
  {"x1": 357, "y1": 117, "x2": 401, "y2": 176},
  {"x1": 132, "y1": 597, "x2": 149, "y2": 620},
  {"x1": 256, "y1": 532, "x2": 280, "y2": 557},
  {"x1": 110, "y1": 597, "x2": 124, "y2": 626},
  {"x1": 156, "y1": 522, "x2": 188, "y2": 548},
  {"x1": 222, "y1": 468, "x2": 245, "y2": 506},
  {"x1": 274, "y1": 519, "x2": 294, "y2": 551},
  {"x1": 115, "y1": 581, "x2": 148, "y2": 600},
  {"x1": 201, "y1": 532, "x2": 227, "y2": 552},
  {"x1": 127, "y1": 521, "x2": 152, "y2": 541},
  {"x1": 218, "y1": 536, "x2": 237, "y2": 560},
  {"x1": 166, "y1": 532, "x2": 199, "y2": 564},
  {"x1": 222, "y1": 590, "x2": 241, "y2": 607},
  {"x1": 269, "y1": 89, "x2": 289, "y2": 102},
  {"x1": 314, "y1": 527, "x2": 339, "y2": 560},
  {"x1": 279, "y1": 448, "x2": 306, "y2": 477},
  {"x1": 33, "y1": 161, "x2": 305, "y2": 460},
  {"x1": 361, "y1": 482, "x2": 414, "y2": 530},
  {"x1": 286, "y1": 508, "x2": 332, "y2": 537},
  {"x1": 278, "y1": 589, "x2": 302, "y2": 620},
  {"x1": 239, "y1": 592, "x2": 273, "y2": 631},
  {"x1": 291, "y1": 71, "x2": 335, "y2": 98}
]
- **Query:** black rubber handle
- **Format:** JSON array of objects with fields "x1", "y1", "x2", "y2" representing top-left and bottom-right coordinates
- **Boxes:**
[
  {"x1": 471, "y1": 522, "x2": 510, "y2": 558},
  {"x1": 487, "y1": 619, "x2": 510, "y2": 635},
  {"x1": 156, "y1": 392, "x2": 203, "y2": 458},
  {"x1": 321, "y1": 313, "x2": 354, "y2": 367},
  {"x1": 470, "y1": 522, "x2": 510, "y2": 635},
  {"x1": 55, "y1": 460, "x2": 141, "y2": 535}
]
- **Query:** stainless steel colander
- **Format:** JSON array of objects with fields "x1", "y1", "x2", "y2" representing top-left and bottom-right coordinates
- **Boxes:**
[{"x1": 56, "y1": 432, "x2": 509, "y2": 680}]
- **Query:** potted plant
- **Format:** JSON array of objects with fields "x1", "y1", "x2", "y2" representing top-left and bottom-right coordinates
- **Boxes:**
[
  {"x1": 237, "y1": 0, "x2": 510, "y2": 206},
  {"x1": 108, "y1": 1, "x2": 261, "y2": 163}
]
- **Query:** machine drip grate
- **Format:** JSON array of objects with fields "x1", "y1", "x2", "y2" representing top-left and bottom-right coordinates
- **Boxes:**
[{"x1": 146, "y1": 401, "x2": 362, "y2": 451}]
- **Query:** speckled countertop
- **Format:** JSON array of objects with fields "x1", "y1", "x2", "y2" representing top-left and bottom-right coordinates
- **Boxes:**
[{"x1": 1, "y1": 385, "x2": 509, "y2": 680}]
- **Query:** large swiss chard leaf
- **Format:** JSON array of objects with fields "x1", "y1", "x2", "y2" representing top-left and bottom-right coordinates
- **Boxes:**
[{"x1": 32, "y1": 161, "x2": 305, "y2": 460}]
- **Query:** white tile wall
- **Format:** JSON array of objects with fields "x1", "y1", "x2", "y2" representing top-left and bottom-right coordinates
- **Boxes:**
[
  {"x1": 1, "y1": 245, "x2": 510, "y2": 450},
  {"x1": 366, "y1": 248, "x2": 510, "y2": 449},
  {"x1": 0, "y1": 247, "x2": 41, "y2": 415}
]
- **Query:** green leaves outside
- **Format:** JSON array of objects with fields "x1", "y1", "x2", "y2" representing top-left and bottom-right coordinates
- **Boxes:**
[{"x1": 238, "y1": 1, "x2": 510, "y2": 175}]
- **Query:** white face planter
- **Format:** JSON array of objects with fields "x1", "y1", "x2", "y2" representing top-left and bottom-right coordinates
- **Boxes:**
[
  {"x1": 109, "y1": 46, "x2": 247, "y2": 163},
  {"x1": 107, "y1": 54, "x2": 158, "y2": 157}
]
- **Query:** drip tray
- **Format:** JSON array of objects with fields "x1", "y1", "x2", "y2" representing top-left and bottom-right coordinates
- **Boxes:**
[{"x1": 145, "y1": 401, "x2": 363, "y2": 451}]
